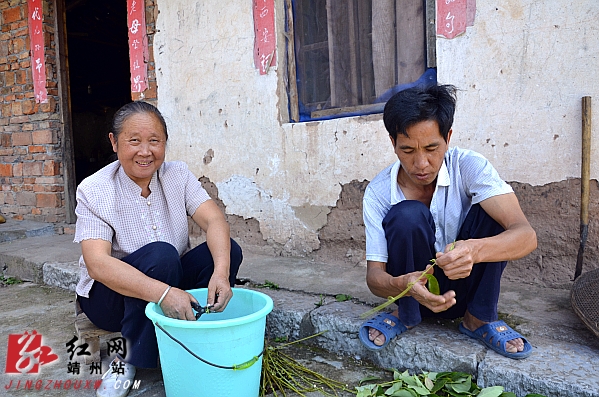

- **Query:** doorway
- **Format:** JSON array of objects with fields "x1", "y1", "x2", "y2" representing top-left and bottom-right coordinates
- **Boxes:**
[{"x1": 65, "y1": 0, "x2": 131, "y2": 185}]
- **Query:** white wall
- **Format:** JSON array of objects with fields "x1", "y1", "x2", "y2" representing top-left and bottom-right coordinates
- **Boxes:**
[
  {"x1": 438, "y1": 0, "x2": 599, "y2": 185},
  {"x1": 154, "y1": 0, "x2": 599, "y2": 253}
]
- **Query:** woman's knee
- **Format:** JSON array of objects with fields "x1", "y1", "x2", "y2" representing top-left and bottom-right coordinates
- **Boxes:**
[
  {"x1": 125, "y1": 241, "x2": 182, "y2": 283},
  {"x1": 230, "y1": 239, "x2": 243, "y2": 266}
]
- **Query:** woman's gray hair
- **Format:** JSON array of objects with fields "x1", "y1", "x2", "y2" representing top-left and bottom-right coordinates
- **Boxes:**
[{"x1": 111, "y1": 101, "x2": 168, "y2": 141}]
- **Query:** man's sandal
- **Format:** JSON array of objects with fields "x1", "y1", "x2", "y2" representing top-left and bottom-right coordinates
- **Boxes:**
[
  {"x1": 359, "y1": 312, "x2": 408, "y2": 351},
  {"x1": 459, "y1": 320, "x2": 533, "y2": 359}
]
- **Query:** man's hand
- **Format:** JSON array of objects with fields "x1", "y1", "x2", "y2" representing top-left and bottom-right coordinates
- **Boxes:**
[
  {"x1": 160, "y1": 287, "x2": 199, "y2": 321},
  {"x1": 400, "y1": 266, "x2": 456, "y2": 313},
  {"x1": 435, "y1": 240, "x2": 477, "y2": 280},
  {"x1": 207, "y1": 275, "x2": 232, "y2": 312}
]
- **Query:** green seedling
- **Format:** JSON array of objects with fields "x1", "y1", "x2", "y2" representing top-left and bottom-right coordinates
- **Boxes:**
[
  {"x1": 335, "y1": 294, "x2": 352, "y2": 302},
  {"x1": 257, "y1": 280, "x2": 279, "y2": 290},
  {"x1": 0, "y1": 276, "x2": 22, "y2": 285},
  {"x1": 315, "y1": 294, "x2": 325, "y2": 307}
]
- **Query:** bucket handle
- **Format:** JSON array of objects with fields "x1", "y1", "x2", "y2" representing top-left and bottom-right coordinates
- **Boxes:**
[{"x1": 154, "y1": 322, "x2": 263, "y2": 370}]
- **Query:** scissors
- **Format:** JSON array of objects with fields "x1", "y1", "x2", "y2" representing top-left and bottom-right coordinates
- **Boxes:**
[{"x1": 190, "y1": 294, "x2": 218, "y2": 320}]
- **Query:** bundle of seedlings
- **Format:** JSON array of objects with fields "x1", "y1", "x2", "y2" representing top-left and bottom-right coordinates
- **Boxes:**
[{"x1": 260, "y1": 332, "x2": 354, "y2": 397}]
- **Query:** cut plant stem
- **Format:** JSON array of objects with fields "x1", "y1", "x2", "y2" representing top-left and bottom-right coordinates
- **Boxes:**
[
  {"x1": 360, "y1": 242, "x2": 455, "y2": 319},
  {"x1": 360, "y1": 261, "x2": 437, "y2": 319}
]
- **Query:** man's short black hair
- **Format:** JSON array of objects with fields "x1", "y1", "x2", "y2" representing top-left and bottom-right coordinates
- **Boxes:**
[{"x1": 383, "y1": 84, "x2": 457, "y2": 142}]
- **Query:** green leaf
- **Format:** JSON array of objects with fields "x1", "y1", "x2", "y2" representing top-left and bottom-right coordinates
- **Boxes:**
[
  {"x1": 357, "y1": 384, "x2": 377, "y2": 397},
  {"x1": 447, "y1": 375, "x2": 471, "y2": 393},
  {"x1": 407, "y1": 385, "x2": 430, "y2": 395},
  {"x1": 359, "y1": 375, "x2": 383, "y2": 386},
  {"x1": 424, "y1": 376, "x2": 434, "y2": 390},
  {"x1": 389, "y1": 389, "x2": 417, "y2": 397},
  {"x1": 500, "y1": 393, "x2": 517, "y2": 397},
  {"x1": 335, "y1": 294, "x2": 353, "y2": 302},
  {"x1": 385, "y1": 382, "x2": 405, "y2": 395},
  {"x1": 424, "y1": 274, "x2": 440, "y2": 295},
  {"x1": 430, "y1": 378, "x2": 447, "y2": 393},
  {"x1": 477, "y1": 386, "x2": 504, "y2": 397}
]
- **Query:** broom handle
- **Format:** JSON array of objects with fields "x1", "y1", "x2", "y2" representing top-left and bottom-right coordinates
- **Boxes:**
[{"x1": 575, "y1": 96, "x2": 592, "y2": 280}]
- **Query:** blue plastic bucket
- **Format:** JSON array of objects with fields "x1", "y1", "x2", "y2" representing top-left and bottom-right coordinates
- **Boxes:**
[{"x1": 145, "y1": 288, "x2": 273, "y2": 397}]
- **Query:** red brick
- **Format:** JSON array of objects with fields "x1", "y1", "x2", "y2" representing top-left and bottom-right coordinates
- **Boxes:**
[
  {"x1": 2, "y1": 7, "x2": 22, "y2": 24},
  {"x1": 12, "y1": 37, "x2": 26, "y2": 54},
  {"x1": 12, "y1": 163, "x2": 22, "y2": 176},
  {"x1": 4, "y1": 71, "x2": 14, "y2": 86},
  {"x1": 28, "y1": 145, "x2": 45, "y2": 153},
  {"x1": 43, "y1": 160, "x2": 59, "y2": 176},
  {"x1": 0, "y1": 40, "x2": 7, "y2": 57},
  {"x1": 36, "y1": 192, "x2": 60, "y2": 208},
  {"x1": 22, "y1": 99, "x2": 36, "y2": 115},
  {"x1": 16, "y1": 191, "x2": 36, "y2": 206},
  {"x1": 1, "y1": 133, "x2": 10, "y2": 147},
  {"x1": 4, "y1": 192, "x2": 14, "y2": 204},
  {"x1": 11, "y1": 101, "x2": 22, "y2": 116},
  {"x1": 32, "y1": 129, "x2": 56, "y2": 144},
  {"x1": 11, "y1": 132, "x2": 32, "y2": 146},
  {"x1": 23, "y1": 162, "x2": 42, "y2": 176},
  {"x1": 1, "y1": 104, "x2": 11, "y2": 118},
  {"x1": 40, "y1": 97, "x2": 56, "y2": 113},
  {"x1": 13, "y1": 214, "x2": 23, "y2": 220},
  {"x1": 15, "y1": 69, "x2": 27, "y2": 84},
  {"x1": 0, "y1": 163, "x2": 12, "y2": 176},
  {"x1": 31, "y1": 208, "x2": 42, "y2": 215},
  {"x1": 63, "y1": 225, "x2": 75, "y2": 235}
]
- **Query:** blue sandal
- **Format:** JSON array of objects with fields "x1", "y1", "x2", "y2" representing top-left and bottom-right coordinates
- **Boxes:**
[
  {"x1": 459, "y1": 320, "x2": 532, "y2": 359},
  {"x1": 359, "y1": 313, "x2": 408, "y2": 351}
]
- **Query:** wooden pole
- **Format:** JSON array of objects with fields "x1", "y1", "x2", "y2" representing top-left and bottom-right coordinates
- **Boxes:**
[{"x1": 575, "y1": 96, "x2": 592, "y2": 280}]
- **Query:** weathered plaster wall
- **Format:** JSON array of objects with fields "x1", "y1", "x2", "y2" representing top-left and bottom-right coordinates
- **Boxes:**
[
  {"x1": 154, "y1": 0, "x2": 599, "y2": 284},
  {"x1": 154, "y1": 1, "x2": 395, "y2": 256},
  {"x1": 437, "y1": 1, "x2": 599, "y2": 185}
]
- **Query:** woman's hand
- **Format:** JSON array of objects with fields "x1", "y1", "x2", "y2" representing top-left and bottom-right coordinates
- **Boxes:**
[
  {"x1": 159, "y1": 287, "x2": 199, "y2": 320},
  {"x1": 207, "y1": 275, "x2": 232, "y2": 312}
]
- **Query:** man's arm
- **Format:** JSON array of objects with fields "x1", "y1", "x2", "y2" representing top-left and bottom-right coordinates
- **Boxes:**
[
  {"x1": 366, "y1": 261, "x2": 456, "y2": 313},
  {"x1": 435, "y1": 192, "x2": 537, "y2": 279}
]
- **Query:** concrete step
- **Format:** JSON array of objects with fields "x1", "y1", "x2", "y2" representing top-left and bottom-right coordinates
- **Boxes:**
[{"x1": 0, "y1": 218, "x2": 55, "y2": 243}]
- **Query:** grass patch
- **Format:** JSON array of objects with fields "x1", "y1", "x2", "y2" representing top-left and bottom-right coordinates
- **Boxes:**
[{"x1": 0, "y1": 275, "x2": 23, "y2": 286}]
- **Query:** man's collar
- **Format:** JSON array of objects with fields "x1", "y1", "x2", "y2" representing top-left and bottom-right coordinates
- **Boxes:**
[{"x1": 390, "y1": 159, "x2": 450, "y2": 204}]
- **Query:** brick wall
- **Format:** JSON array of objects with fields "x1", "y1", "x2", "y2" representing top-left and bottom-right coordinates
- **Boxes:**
[
  {"x1": 0, "y1": 0, "x2": 158, "y2": 224},
  {"x1": 0, "y1": 0, "x2": 65, "y2": 223}
]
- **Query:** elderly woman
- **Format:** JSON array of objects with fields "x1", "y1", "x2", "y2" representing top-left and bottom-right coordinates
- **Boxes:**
[{"x1": 74, "y1": 101, "x2": 242, "y2": 397}]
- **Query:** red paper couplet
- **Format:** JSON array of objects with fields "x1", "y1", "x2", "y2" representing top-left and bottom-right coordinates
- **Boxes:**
[
  {"x1": 28, "y1": 0, "x2": 47, "y2": 103},
  {"x1": 127, "y1": 0, "x2": 148, "y2": 92},
  {"x1": 253, "y1": 0, "x2": 277, "y2": 75},
  {"x1": 437, "y1": 0, "x2": 468, "y2": 39}
]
